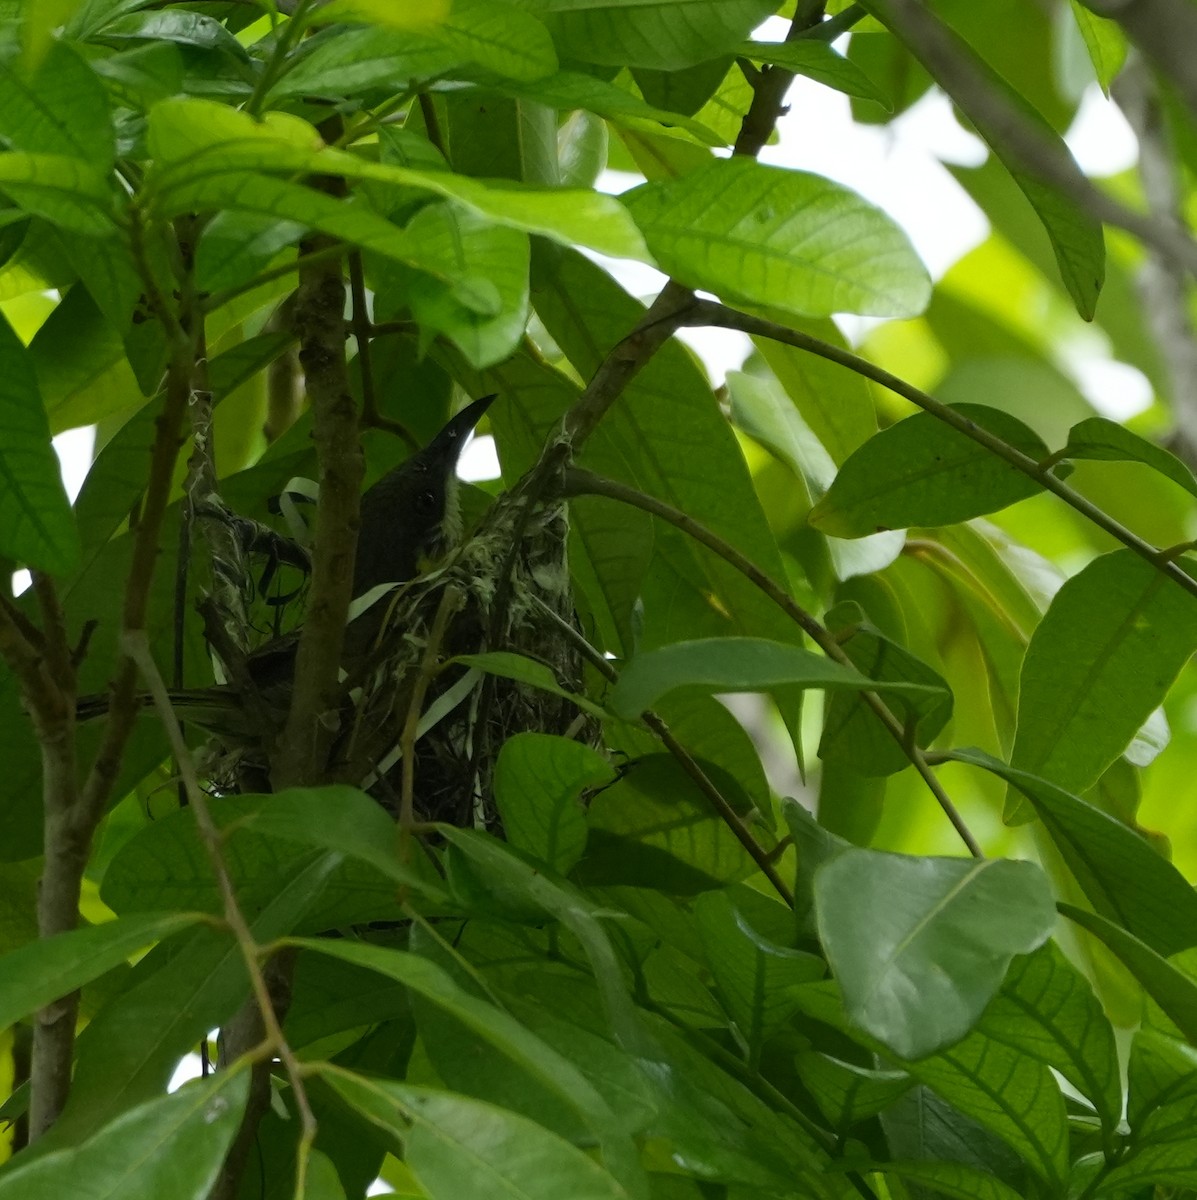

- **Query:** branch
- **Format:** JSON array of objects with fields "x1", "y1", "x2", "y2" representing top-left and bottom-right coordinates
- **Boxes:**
[
  {"x1": 122, "y1": 631, "x2": 316, "y2": 1198},
  {"x1": 563, "y1": 469, "x2": 983, "y2": 859},
  {"x1": 532, "y1": 597, "x2": 796, "y2": 905},
  {"x1": 691, "y1": 299, "x2": 1197, "y2": 608},
  {"x1": 1113, "y1": 61, "x2": 1197, "y2": 467},
  {"x1": 862, "y1": 0, "x2": 1197, "y2": 277},
  {"x1": 275, "y1": 127, "x2": 364, "y2": 788}
]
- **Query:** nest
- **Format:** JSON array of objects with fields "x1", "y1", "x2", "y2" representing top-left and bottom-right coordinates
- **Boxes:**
[{"x1": 200, "y1": 488, "x2": 589, "y2": 827}]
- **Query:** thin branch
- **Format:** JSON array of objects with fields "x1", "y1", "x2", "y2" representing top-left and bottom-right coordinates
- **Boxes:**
[
  {"x1": 861, "y1": 0, "x2": 1197, "y2": 277},
  {"x1": 691, "y1": 299, "x2": 1197, "y2": 608},
  {"x1": 563, "y1": 469, "x2": 983, "y2": 859},
  {"x1": 532, "y1": 597, "x2": 795, "y2": 905},
  {"x1": 121, "y1": 631, "x2": 316, "y2": 1180}
]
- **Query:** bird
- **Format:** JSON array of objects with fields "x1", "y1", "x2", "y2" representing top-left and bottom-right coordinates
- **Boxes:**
[{"x1": 76, "y1": 395, "x2": 497, "y2": 734}]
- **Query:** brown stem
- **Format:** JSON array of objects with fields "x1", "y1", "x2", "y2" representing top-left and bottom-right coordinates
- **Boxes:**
[
  {"x1": 692, "y1": 299, "x2": 1197, "y2": 608},
  {"x1": 275, "y1": 123, "x2": 364, "y2": 788},
  {"x1": 563, "y1": 469, "x2": 983, "y2": 859}
]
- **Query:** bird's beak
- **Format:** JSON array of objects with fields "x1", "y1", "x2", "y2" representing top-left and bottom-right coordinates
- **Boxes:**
[{"x1": 423, "y1": 393, "x2": 497, "y2": 471}]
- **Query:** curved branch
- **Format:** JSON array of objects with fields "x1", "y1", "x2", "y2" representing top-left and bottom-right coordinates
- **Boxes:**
[
  {"x1": 562, "y1": 469, "x2": 983, "y2": 859},
  {"x1": 690, "y1": 299, "x2": 1197, "y2": 607}
]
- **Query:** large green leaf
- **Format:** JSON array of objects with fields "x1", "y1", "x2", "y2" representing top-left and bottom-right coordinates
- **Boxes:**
[
  {"x1": 609, "y1": 636, "x2": 943, "y2": 720},
  {"x1": 269, "y1": 27, "x2": 463, "y2": 99},
  {"x1": 948, "y1": 748, "x2": 1197, "y2": 957},
  {"x1": 525, "y1": 0, "x2": 776, "y2": 70},
  {"x1": 321, "y1": 1070, "x2": 630, "y2": 1200},
  {"x1": 493, "y1": 733, "x2": 612, "y2": 874},
  {"x1": 0, "y1": 912, "x2": 202, "y2": 1032},
  {"x1": 981, "y1": 940, "x2": 1122, "y2": 1131},
  {"x1": 0, "y1": 151, "x2": 116, "y2": 233},
  {"x1": 0, "y1": 40, "x2": 115, "y2": 168},
  {"x1": 694, "y1": 890, "x2": 824, "y2": 1065},
  {"x1": 0, "y1": 309, "x2": 81, "y2": 572},
  {"x1": 810, "y1": 404, "x2": 1048, "y2": 538},
  {"x1": 794, "y1": 980, "x2": 1069, "y2": 1185},
  {"x1": 814, "y1": 849, "x2": 1055, "y2": 1059},
  {"x1": 146, "y1": 98, "x2": 648, "y2": 261},
  {"x1": 0, "y1": 1070, "x2": 248, "y2": 1200},
  {"x1": 870, "y1": 1162, "x2": 1025, "y2": 1200},
  {"x1": 48, "y1": 855, "x2": 339, "y2": 1146},
  {"x1": 1011, "y1": 550, "x2": 1197, "y2": 797},
  {"x1": 1060, "y1": 416, "x2": 1197, "y2": 499},
  {"x1": 623, "y1": 158, "x2": 931, "y2": 318}
]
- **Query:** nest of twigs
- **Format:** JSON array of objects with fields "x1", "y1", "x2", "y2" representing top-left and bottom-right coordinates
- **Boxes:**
[{"x1": 204, "y1": 488, "x2": 588, "y2": 827}]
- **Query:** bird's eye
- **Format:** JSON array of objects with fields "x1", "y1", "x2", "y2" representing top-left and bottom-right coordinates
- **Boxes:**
[{"x1": 414, "y1": 489, "x2": 437, "y2": 515}]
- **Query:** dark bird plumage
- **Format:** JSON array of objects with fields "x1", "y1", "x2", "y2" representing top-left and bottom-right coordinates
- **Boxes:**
[{"x1": 76, "y1": 395, "x2": 496, "y2": 733}]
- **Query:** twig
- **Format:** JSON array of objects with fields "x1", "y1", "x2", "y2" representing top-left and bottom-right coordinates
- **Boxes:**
[
  {"x1": 690, "y1": 299, "x2": 1197, "y2": 608},
  {"x1": 861, "y1": 0, "x2": 1197, "y2": 277},
  {"x1": 563, "y1": 469, "x2": 983, "y2": 859},
  {"x1": 121, "y1": 631, "x2": 316, "y2": 1183},
  {"x1": 532, "y1": 597, "x2": 795, "y2": 906}
]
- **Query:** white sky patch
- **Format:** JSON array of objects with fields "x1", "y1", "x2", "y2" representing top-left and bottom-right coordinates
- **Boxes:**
[
  {"x1": 1069, "y1": 356, "x2": 1154, "y2": 420},
  {"x1": 458, "y1": 431, "x2": 501, "y2": 482},
  {"x1": 1066, "y1": 83, "x2": 1138, "y2": 177}
]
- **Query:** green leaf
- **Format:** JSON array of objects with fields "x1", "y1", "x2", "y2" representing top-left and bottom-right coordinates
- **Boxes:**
[
  {"x1": 1060, "y1": 904, "x2": 1197, "y2": 1045},
  {"x1": 737, "y1": 40, "x2": 891, "y2": 107},
  {"x1": 494, "y1": 733, "x2": 613, "y2": 874},
  {"x1": 1011, "y1": 550, "x2": 1197, "y2": 797},
  {"x1": 0, "y1": 40, "x2": 115, "y2": 168},
  {"x1": 434, "y1": 0, "x2": 558, "y2": 81},
  {"x1": 810, "y1": 404, "x2": 1048, "y2": 538},
  {"x1": 1060, "y1": 416, "x2": 1197, "y2": 499},
  {"x1": 320, "y1": 1070, "x2": 630, "y2": 1200},
  {"x1": 100, "y1": 9, "x2": 250, "y2": 58},
  {"x1": 869, "y1": 1161, "x2": 1026, "y2": 1200},
  {"x1": 309, "y1": 0, "x2": 449, "y2": 25},
  {"x1": 623, "y1": 158, "x2": 930, "y2": 318},
  {"x1": 287, "y1": 937, "x2": 625, "y2": 1139},
  {"x1": 0, "y1": 912, "x2": 202, "y2": 1032},
  {"x1": 0, "y1": 1070, "x2": 248, "y2": 1200},
  {"x1": 794, "y1": 980, "x2": 1069, "y2": 1184},
  {"x1": 818, "y1": 605, "x2": 953, "y2": 777},
  {"x1": 0, "y1": 151, "x2": 116, "y2": 233},
  {"x1": 453, "y1": 650, "x2": 608, "y2": 718},
  {"x1": 269, "y1": 27, "x2": 463, "y2": 99},
  {"x1": 400, "y1": 204, "x2": 530, "y2": 368},
  {"x1": 981, "y1": 940, "x2": 1122, "y2": 1131},
  {"x1": 694, "y1": 890, "x2": 824, "y2": 1064},
  {"x1": 89, "y1": 41, "x2": 184, "y2": 110},
  {"x1": 483, "y1": 68, "x2": 724, "y2": 146},
  {"x1": 0, "y1": 310, "x2": 81, "y2": 572},
  {"x1": 795, "y1": 1054, "x2": 911, "y2": 1131},
  {"x1": 609, "y1": 636, "x2": 942, "y2": 720},
  {"x1": 1100, "y1": 1141, "x2": 1197, "y2": 1196},
  {"x1": 947, "y1": 748, "x2": 1197, "y2": 957},
  {"x1": 1069, "y1": 0, "x2": 1127, "y2": 94},
  {"x1": 50, "y1": 855, "x2": 340, "y2": 1145},
  {"x1": 528, "y1": 0, "x2": 776, "y2": 70},
  {"x1": 814, "y1": 849, "x2": 1055, "y2": 1059},
  {"x1": 1128, "y1": 1028, "x2": 1197, "y2": 1141}
]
